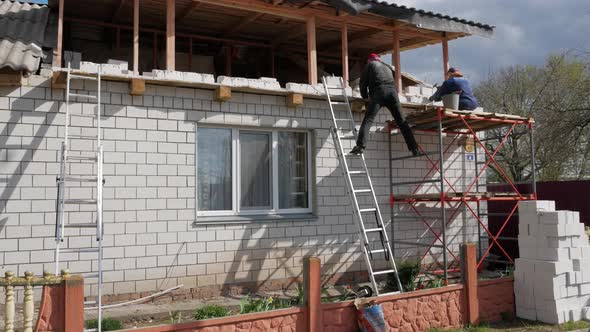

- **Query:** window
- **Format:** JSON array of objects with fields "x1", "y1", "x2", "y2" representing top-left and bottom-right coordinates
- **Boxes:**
[{"x1": 196, "y1": 127, "x2": 312, "y2": 217}]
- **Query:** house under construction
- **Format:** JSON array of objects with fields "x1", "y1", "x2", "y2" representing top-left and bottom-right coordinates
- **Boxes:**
[{"x1": 0, "y1": 0, "x2": 535, "y2": 322}]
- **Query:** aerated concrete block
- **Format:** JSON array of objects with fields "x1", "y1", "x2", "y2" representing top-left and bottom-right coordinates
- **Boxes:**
[
  {"x1": 537, "y1": 247, "x2": 570, "y2": 261},
  {"x1": 579, "y1": 283, "x2": 590, "y2": 295},
  {"x1": 80, "y1": 61, "x2": 100, "y2": 73},
  {"x1": 539, "y1": 211, "x2": 566, "y2": 225},
  {"x1": 404, "y1": 86, "x2": 421, "y2": 95},
  {"x1": 536, "y1": 308, "x2": 567, "y2": 324},
  {"x1": 519, "y1": 200, "x2": 556, "y2": 215},
  {"x1": 516, "y1": 307, "x2": 537, "y2": 321},
  {"x1": 547, "y1": 236, "x2": 572, "y2": 249}
]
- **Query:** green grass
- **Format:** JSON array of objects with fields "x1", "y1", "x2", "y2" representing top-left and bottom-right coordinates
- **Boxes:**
[
  {"x1": 560, "y1": 320, "x2": 590, "y2": 331},
  {"x1": 193, "y1": 304, "x2": 232, "y2": 320},
  {"x1": 85, "y1": 318, "x2": 123, "y2": 331}
]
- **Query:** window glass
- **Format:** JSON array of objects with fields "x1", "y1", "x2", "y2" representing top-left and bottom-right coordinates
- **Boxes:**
[
  {"x1": 197, "y1": 128, "x2": 232, "y2": 211},
  {"x1": 240, "y1": 131, "x2": 272, "y2": 210},
  {"x1": 278, "y1": 132, "x2": 309, "y2": 209}
]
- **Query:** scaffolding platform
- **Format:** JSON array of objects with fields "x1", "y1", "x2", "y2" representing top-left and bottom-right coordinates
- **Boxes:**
[
  {"x1": 391, "y1": 192, "x2": 536, "y2": 203},
  {"x1": 388, "y1": 107, "x2": 532, "y2": 133},
  {"x1": 387, "y1": 106, "x2": 536, "y2": 283}
]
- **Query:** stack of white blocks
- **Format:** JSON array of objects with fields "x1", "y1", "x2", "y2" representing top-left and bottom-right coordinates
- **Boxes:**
[{"x1": 515, "y1": 200, "x2": 590, "y2": 324}]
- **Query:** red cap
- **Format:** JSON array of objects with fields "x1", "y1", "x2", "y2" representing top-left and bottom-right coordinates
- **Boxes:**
[{"x1": 367, "y1": 53, "x2": 381, "y2": 62}]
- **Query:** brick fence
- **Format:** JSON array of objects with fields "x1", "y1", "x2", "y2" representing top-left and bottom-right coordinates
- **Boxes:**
[{"x1": 28, "y1": 244, "x2": 514, "y2": 332}]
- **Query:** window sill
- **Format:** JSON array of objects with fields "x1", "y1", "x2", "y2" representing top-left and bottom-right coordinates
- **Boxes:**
[{"x1": 193, "y1": 213, "x2": 317, "y2": 225}]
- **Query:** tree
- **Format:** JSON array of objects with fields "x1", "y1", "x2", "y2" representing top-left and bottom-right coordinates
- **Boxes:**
[{"x1": 475, "y1": 53, "x2": 590, "y2": 182}]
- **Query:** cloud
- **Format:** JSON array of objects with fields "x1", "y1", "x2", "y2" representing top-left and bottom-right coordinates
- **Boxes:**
[{"x1": 389, "y1": 0, "x2": 590, "y2": 85}]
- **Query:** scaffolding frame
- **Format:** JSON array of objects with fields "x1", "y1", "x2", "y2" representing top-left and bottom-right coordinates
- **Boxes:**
[{"x1": 387, "y1": 106, "x2": 537, "y2": 283}]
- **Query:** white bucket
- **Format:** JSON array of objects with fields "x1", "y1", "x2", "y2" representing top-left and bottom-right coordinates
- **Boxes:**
[{"x1": 442, "y1": 93, "x2": 460, "y2": 110}]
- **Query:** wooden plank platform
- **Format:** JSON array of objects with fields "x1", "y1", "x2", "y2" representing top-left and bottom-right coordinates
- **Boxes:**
[
  {"x1": 390, "y1": 107, "x2": 533, "y2": 133},
  {"x1": 392, "y1": 192, "x2": 535, "y2": 202}
]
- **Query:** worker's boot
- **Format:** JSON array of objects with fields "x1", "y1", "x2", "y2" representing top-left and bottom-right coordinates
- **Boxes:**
[
  {"x1": 411, "y1": 148, "x2": 420, "y2": 156},
  {"x1": 350, "y1": 146, "x2": 365, "y2": 155}
]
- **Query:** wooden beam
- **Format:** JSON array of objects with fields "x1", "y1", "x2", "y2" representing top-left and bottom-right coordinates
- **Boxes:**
[
  {"x1": 176, "y1": 1, "x2": 201, "y2": 23},
  {"x1": 130, "y1": 78, "x2": 145, "y2": 95},
  {"x1": 287, "y1": 93, "x2": 303, "y2": 108},
  {"x1": 306, "y1": 16, "x2": 317, "y2": 85},
  {"x1": 0, "y1": 71, "x2": 23, "y2": 86},
  {"x1": 153, "y1": 32, "x2": 158, "y2": 69},
  {"x1": 393, "y1": 30, "x2": 402, "y2": 93},
  {"x1": 272, "y1": 21, "x2": 324, "y2": 47},
  {"x1": 341, "y1": 22, "x2": 348, "y2": 86},
  {"x1": 196, "y1": 0, "x2": 396, "y2": 31},
  {"x1": 223, "y1": 12, "x2": 264, "y2": 37},
  {"x1": 188, "y1": 37, "x2": 193, "y2": 71},
  {"x1": 166, "y1": 0, "x2": 175, "y2": 71},
  {"x1": 53, "y1": 0, "x2": 64, "y2": 68},
  {"x1": 225, "y1": 44, "x2": 232, "y2": 76},
  {"x1": 215, "y1": 86, "x2": 232, "y2": 102},
  {"x1": 51, "y1": 71, "x2": 67, "y2": 89},
  {"x1": 442, "y1": 32, "x2": 449, "y2": 80},
  {"x1": 133, "y1": 0, "x2": 139, "y2": 74}
]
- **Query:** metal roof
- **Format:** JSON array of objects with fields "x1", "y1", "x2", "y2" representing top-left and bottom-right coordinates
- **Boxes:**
[
  {"x1": 321, "y1": 0, "x2": 494, "y2": 37},
  {"x1": 0, "y1": 0, "x2": 50, "y2": 73}
]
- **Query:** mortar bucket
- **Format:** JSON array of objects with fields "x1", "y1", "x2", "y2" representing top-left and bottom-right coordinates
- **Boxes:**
[{"x1": 442, "y1": 93, "x2": 460, "y2": 110}]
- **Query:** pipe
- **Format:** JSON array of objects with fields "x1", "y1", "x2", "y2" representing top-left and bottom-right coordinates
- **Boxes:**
[{"x1": 85, "y1": 285, "x2": 183, "y2": 310}]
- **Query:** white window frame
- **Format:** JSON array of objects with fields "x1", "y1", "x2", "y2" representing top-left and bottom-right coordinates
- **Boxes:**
[{"x1": 196, "y1": 125, "x2": 313, "y2": 217}]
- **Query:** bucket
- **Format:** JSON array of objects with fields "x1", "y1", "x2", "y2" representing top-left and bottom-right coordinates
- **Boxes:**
[{"x1": 442, "y1": 93, "x2": 460, "y2": 110}]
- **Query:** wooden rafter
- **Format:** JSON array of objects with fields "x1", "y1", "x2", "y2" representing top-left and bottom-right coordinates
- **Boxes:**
[
  {"x1": 222, "y1": 12, "x2": 264, "y2": 37},
  {"x1": 177, "y1": 1, "x2": 201, "y2": 23}
]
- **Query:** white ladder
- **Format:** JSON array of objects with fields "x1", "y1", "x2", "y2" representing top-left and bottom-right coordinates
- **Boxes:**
[
  {"x1": 322, "y1": 76, "x2": 403, "y2": 296},
  {"x1": 55, "y1": 63, "x2": 104, "y2": 332}
]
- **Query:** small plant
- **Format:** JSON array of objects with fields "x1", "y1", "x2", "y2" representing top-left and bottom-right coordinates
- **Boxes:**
[
  {"x1": 193, "y1": 304, "x2": 231, "y2": 320},
  {"x1": 239, "y1": 296, "x2": 274, "y2": 314},
  {"x1": 295, "y1": 284, "x2": 304, "y2": 305},
  {"x1": 387, "y1": 260, "x2": 420, "y2": 291},
  {"x1": 169, "y1": 310, "x2": 183, "y2": 324},
  {"x1": 85, "y1": 318, "x2": 123, "y2": 331}
]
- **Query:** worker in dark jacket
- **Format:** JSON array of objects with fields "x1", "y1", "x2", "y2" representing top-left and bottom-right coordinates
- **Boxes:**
[
  {"x1": 350, "y1": 53, "x2": 418, "y2": 156},
  {"x1": 429, "y1": 67, "x2": 479, "y2": 110}
]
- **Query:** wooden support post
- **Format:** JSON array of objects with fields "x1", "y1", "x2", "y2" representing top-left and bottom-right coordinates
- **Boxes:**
[
  {"x1": 166, "y1": 0, "x2": 175, "y2": 71},
  {"x1": 393, "y1": 30, "x2": 402, "y2": 93},
  {"x1": 304, "y1": 257, "x2": 322, "y2": 332},
  {"x1": 462, "y1": 243, "x2": 480, "y2": 325},
  {"x1": 53, "y1": 0, "x2": 64, "y2": 68},
  {"x1": 442, "y1": 32, "x2": 449, "y2": 80},
  {"x1": 130, "y1": 79, "x2": 145, "y2": 95},
  {"x1": 306, "y1": 16, "x2": 318, "y2": 85},
  {"x1": 133, "y1": 0, "x2": 139, "y2": 74},
  {"x1": 341, "y1": 22, "x2": 349, "y2": 86},
  {"x1": 225, "y1": 44, "x2": 232, "y2": 76},
  {"x1": 215, "y1": 86, "x2": 232, "y2": 102},
  {"x1": 270, "y1": 48, "x2": 276, "y2": 78},
  {"x1": 153, "y1": 32, "x2": 158, "y2": 69},
  {"x1": 286, "y1": 93, "x2": 303, "y2": 108},
  {"x1": 188, "y1": 37, "x2": 193, "y2": 71},
  {"x1": 116, "y1": 27, "x2": 121, "y2": 56}
]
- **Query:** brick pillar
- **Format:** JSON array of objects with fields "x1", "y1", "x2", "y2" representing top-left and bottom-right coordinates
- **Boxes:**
[
  {"x1": 304, "y1": 257, "x2": 322, "y2": 332},
  {"x1": 462, "y1": 243, "x2": 479, "y2": 325},
  {"x1": 34, "y1": 272, "x2": 84, "y2": 332}
]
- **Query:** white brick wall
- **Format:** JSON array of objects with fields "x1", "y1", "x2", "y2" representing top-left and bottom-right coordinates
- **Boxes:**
[{"x1": 0, "y1": 75, "x2": 481, "y2": 296}]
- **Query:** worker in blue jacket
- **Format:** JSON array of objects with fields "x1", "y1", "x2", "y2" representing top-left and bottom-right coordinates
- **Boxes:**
[{"x1": 429, "y1": 67, "x2": 479, "y2": 110}]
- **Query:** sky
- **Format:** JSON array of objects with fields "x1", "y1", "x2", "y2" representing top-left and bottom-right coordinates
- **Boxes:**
[{"x1": 387, "y1": 0, "x2": 590, "y2": 85}]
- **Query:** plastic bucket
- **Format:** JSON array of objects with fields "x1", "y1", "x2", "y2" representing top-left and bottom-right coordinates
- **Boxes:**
[{"x1": 442, "y1": 93, "x2": 460, "y2": 110}]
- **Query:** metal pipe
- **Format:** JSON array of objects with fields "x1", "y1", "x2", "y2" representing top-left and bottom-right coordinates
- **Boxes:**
[
  {"x1": 390, "y1": 151, "x2": 438, "y2": 161},
  {"x1": 474, "y1": 135, "x2": 482, "y2": 259},
  {"x1": 437, "y1": 109, "x2": 448, "y2": 283},
  {"x1": 391, "y1": 178, "x2": 441, "y2": 186},
  {"x1": 479, "y1": 235, "x2": 518, "y2": 241},
  {"x1": 392, "y1": 240, "x2": 445, "y2": 248},
  {"x1": 529, "y1": 123, "x2": 537, "y2": 197},
  {"x1": 389, "y1": 129, "x2": 395, "y2": 258}
]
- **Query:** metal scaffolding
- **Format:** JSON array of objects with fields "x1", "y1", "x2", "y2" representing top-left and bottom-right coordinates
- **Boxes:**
[{"x1": 387, "y1": 106, "x2": 537, "y2": 283}]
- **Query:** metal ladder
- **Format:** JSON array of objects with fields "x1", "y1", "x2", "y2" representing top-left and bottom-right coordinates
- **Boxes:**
[
  {"x1": 55, "y1": 62, "x2": 104, "y2": 332},
  {"x1": 322, "y1": 76, "x2": 403, "y2": 296}
]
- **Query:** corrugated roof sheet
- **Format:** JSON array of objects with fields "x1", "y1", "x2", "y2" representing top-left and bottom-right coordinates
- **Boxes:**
[
  {"x1": 0, "y1": 0, "x2": 50, "y2": 73},
  {"x1": 366, "y1": 0, "x2": 494, "y2": 30}
]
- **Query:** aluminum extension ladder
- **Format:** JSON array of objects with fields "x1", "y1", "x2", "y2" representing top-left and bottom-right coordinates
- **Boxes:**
[
  {"x1": 322, "y1": 76, "x2": 403, "y2": 296},
  {"x1": 55, "y1": 63, "x2": 104, "y2": 332}
]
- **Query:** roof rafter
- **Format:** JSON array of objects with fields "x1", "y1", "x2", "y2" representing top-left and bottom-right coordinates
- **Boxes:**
[
  {"x1": 177, "y1": 1, "x2": 202, "y2": 23},
  {"x1": 222, "y1": 12, "x2": 264, "y2": 37}
]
